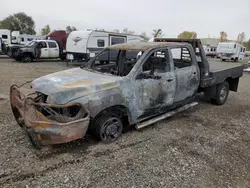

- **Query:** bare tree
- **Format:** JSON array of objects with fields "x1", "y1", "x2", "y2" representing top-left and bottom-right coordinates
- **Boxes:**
[
  {"x1": 141, "y1": 32, "x2": 149, "y2": 41},
  {"x1": 220, "y1": 31, "x2": 228, "y2": 42},
  {"x1": 237, "y1": 32, "x2": 245, "y2": 44},
  {"x1": 152, "y1": 29, "x2": 162, "y2": 37}
]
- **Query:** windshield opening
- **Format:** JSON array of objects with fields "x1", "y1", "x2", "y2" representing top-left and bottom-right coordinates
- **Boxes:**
[
  {"x1": 25, "y1": 41, "x2": 36, "y2": 46},
  {"x1": 83, "y1": 49, "x2": 142, "y2": 77}
]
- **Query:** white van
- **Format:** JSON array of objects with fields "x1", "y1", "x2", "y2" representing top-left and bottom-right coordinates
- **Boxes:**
[
  {"x1": 216, "y1": 42, "x2": 246, "y2": 62},
  {"x1": 66, "y1": 30, "x2": 142, "y2": 62}
]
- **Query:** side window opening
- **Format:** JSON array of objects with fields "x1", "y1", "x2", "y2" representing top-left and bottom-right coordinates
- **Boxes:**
[
  {"x1": 171, "y1": 47, "x2": 192, "y2": 69},
  {"x1": 2, "y1": 35, "x2": 8, "y2": 39},
  {"x1": 97, "y1": 39, "x2": 105, "y2": 47},
  {"x1": 142, "y1": 49, "x2": 170, "y2": 74},
  {"x1": 48, "y1": 41, "x2": 57, "y2": 48},
  {"x1": 111, "y1": 37, "x2": 126, "y2": 45},
  {"x1": 39, "y1": 42, "x2": 47, "y2": 48}
]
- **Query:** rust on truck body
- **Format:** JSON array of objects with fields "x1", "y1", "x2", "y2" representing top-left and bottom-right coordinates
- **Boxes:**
[
  {"x1": 10, "y1": 42, "x2": 202, "y2": 149},
  {"x1": 10, "y1": 84, "x2": 90, "y2": 149}
]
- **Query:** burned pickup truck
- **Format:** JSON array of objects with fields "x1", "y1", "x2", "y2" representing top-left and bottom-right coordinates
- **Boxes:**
[{"x1": 10, "y1": 39, "x2": 244, "y2": 149}]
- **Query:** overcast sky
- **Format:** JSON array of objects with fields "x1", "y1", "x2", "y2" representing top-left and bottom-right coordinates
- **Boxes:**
[{"x1": 1, "y1": 0, "x2": 249, "y2": 39}]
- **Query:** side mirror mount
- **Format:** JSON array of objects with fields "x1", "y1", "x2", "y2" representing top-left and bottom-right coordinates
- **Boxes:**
[{"x1": 136, "y1": 72, "x2": 145, "y2": 80}]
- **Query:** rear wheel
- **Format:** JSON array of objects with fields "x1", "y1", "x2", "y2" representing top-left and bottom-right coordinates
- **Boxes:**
[
  {"x1": 211, "y1": 81, "x2": 229, "y2": 105},
  {"x1": 222, "y1": 59, "x2": 226, "y2": 62},
  {"x1": 234, "y1": 58, "x2": 238, "y2": 62},
  {"x1": 91, "y1": 114, "x2": 123, "y2": 142}
]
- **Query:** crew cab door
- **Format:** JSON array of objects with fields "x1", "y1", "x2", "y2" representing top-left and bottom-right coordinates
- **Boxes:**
[
  {"x1": 39, "y1": 41, "x2": 49, "y2": 58},
  {"x1": 48, "y1": 41, "x2": 59, "y2": 58},
  {"x1": 169, "y1": 46, "x2": 199, "y2": 102},
  {"x1": 135, "y1": 48, "x2": 176, "y2": 117}
]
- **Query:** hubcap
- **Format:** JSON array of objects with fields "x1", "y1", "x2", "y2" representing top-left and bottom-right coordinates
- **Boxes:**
[
  {"x1": 101, "y1": 117, "x2": 122, "y2": 141},
  {"x1": 220, "y1": 86, "x2": 227, "y2": 101}
]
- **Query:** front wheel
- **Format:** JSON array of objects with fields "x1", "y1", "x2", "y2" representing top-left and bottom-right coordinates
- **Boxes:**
[
  {"x1": 22, "y1": 54, "x2": 33, "y2": 63},
  {"x1": 211, "y1": 81, "x2": 229, "y2": 105},
  {"x1": 91, "y1": 114, "x2": 123, "y2": 142}
]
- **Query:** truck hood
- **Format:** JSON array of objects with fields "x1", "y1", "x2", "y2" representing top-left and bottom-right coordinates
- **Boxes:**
[{"x1": 31, "y1": 67, "x2": 122, "y2": 104}]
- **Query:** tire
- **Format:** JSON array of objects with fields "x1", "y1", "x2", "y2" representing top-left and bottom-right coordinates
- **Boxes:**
[
  {"x1": 22, "y1": 54, "x2": 32, "y2": 63},
  {"x1": 234, "y1": 58, "x2": 238, "y2": 62},
  {"x1": 222, "y1": 59, "x2": 226, "y2": 62},
  {"x1": 91, "y1": 113, "x2": 123, "y2": 142},
  {"x1": 212, "y1": 81, "x2": 229, "y2": 105},
  {"x1": 60, "y1": 54, "x2": 66, "y2": 61}
]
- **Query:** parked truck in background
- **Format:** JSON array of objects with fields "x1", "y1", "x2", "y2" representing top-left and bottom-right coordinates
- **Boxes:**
[
  {"x1": 12, "y1": 39, "x2": 66, "y2": 62},
  {"x1": 10, "y1": 38, "x2": 244, "y2": 149},
  {"x1": 217, "y1": 42, "x2": 246, "y2": 62}
]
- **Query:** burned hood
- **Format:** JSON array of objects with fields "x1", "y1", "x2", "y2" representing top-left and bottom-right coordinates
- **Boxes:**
[{"x1": 31, "y1": 68, "x2": 122, "y2": 104}]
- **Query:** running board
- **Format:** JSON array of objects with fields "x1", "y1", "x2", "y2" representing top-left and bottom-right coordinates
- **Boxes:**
[{"x1": 135, "y1": 102, "x2": 198, "y2": 130}]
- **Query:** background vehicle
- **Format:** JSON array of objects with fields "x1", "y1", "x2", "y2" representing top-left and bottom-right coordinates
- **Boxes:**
[
  {"x1": 13, "y1": 39, "x2": 65, "y2": 62},
  {"x1": 10, "y1": 39, "x2": 244, "y2": 149},
  {"x1": 46, "y1": 30, "x2": 68, "y2": 60},
  {"x1": 66, "y1": 30, "x2": 142, "y2": 62},
  {"x1": 203, "y1": 45, "x2": 217, "y2": 58},
  {"x1": 0, "y1": 29, "x2": 45, "y2": 57},
  {"x1": 216, "y1": 42, "x2": 246, "y2": 62}
]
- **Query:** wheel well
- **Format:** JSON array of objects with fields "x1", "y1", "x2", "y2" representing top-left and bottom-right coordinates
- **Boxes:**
[
  {"x1": 23, "y1": 52, "x2": 32, "y2": 57},
  {"x1": 91, "y1": 105, "x2": 131, "y2": 126},
  {"x1": 225, "y1": 77, "x2": 239, "y2": 92}
]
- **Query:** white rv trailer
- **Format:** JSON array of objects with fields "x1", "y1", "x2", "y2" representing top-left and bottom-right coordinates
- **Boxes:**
[
  {"x1": 66, "y1": 30, "x2": 142, "y2": 62},
  {"x1": 216, "y1": 42, "x2": 246, "y2": 62},
  {"x1": 203, "y1": 45, "x2": 217, "y2": 58}
]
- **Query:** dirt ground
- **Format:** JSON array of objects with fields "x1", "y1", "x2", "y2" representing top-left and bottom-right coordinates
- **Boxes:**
[{"x1": 0, "y1": 56, "x2": 250, "y2": 188}]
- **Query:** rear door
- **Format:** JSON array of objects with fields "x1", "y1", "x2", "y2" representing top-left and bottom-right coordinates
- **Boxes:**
[
  {"x1": 39, "y1": 41, "x2": 49, "y2": 58},
  {"x1": 169, "y1": 46, "x2": 199, "y2": 103},
  {"x1": 48, "y1": 41, "x2": 59, "y2": 58}
]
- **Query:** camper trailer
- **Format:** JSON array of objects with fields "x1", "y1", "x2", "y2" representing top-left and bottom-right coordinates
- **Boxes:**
[
  {"x1": 66, "y1": 30, "x2": 142, "y2": 62},
  {"x1": 203, "y1": 45, "x2": 217, "y2": 58},
  {"x1": 217, "y1": 42, "x2": 246, "y2": 62},
  {"x1": 18, "y1": 34, "x2": 45, "y2": 45}
]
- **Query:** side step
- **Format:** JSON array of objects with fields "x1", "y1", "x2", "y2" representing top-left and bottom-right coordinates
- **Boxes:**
[{"x1": 135, "y1": 102, "x2": 198, "y2": 130}]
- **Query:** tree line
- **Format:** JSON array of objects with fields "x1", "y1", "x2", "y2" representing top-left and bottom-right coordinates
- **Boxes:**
[{"x1": 0, "y1": 12, "x2": 250, "y2": 50}]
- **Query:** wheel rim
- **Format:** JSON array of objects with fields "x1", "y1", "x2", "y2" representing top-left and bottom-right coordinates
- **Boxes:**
[
  {"x1": 220, "y1": 86, "x2": 228, "y2": 102},
  {"x1": 24, "y1": 56, "x2": 31, "y2": 62},
  {"x1": 100, "y1": 117, "x2": 122, "y2": 141}
]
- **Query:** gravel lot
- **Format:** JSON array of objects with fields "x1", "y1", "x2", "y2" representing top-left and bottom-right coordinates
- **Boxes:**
[{"x1": 0, "y1": 56, "x2": 250, "y2": 188}]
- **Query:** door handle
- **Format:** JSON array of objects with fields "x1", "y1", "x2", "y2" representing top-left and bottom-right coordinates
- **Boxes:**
[
  {"x1": 44, "y1": 49, "x2": 48, "y2": 51},
  {"x1": 55, "y1": 49, "x2": 58, "y2": 50},
  {"x1": 167, "y1": 78, "x2": 173, "y2": 82}
]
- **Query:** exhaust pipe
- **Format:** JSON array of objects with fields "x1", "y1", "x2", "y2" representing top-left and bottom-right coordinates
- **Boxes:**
[{"x1": 135, "y1": 102, "x2": 198, "y2": 130}]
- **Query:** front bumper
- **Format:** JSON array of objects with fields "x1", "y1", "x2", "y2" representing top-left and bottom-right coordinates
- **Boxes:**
[{"x1": 10, "y1": 84, "x2": 90, "y2": 149}]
